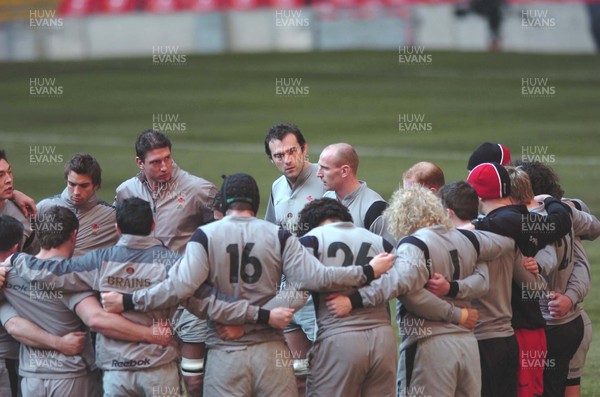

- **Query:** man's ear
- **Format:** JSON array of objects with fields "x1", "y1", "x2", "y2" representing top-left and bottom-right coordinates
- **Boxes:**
[
  {"x1": 115, "y1": 223, "x2": 122, "y2": 235},
  {"x1": 70, "y1": 229, "x2": 78, "y2": 244},
  {"x1": 340, "y1": 165, "x2": 350, "y2": 178},
  {"x1": 446, "y1": 208, "x2": 456, "y2": 219},
  {"x1": 9, "y1": 243, "x2": 19, "y2": 255},
  {"x1": 135, "y1": 157, "x2": 144, "y2": 170}
]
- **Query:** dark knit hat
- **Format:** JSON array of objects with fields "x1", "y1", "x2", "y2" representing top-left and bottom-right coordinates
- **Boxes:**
[
  {"x1": 220, "y1": 173, "x2": 260, "y2": 214},
  {"x1": 467, "y1": 142, "x2": 511, "y2": 171},
  {"x1": 467, "y1": 162, "x2": 511, "y2": 199}
]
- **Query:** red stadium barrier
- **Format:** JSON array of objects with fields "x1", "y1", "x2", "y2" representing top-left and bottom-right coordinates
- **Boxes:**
[
  {"x1": 58, "y1": 0, "x2": 96, "y2": 16},
  {"x1": 145, "y1": 0, "x2": 183, "y2": 12},
  {"x1": 98, "y1": 0, "x2": 136, "y2": 13},
  {"x1": 267, "y1": 0, "x2": 303, "y2": 8},
  {"x1": 185, "y1": 0, "x2": 223, "y2": 11},
  {"x1": 226, "y1": 0, "x2": 263, "y2": 9},
  {"x1": 54, "y1": 0, "x2": 600, "y2": 17}
]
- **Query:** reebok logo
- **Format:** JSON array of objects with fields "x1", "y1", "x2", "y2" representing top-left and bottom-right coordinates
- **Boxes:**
[{"x1": 112, "y1": 358, "x2": 151, "y2": 368}]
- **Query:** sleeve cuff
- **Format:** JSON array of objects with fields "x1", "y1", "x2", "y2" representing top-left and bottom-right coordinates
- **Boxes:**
[
  {"x1": 564, "y1": 290, "x2": 579, "y2": 307},
  {"x1": 348, "y1": 291, "x2": 364, "y2": 310},
  {"x1": 122, "y1": 294, "x2": 135, "y2": 311},
  {"x1": 544, "y1": 196, "x2": 569, "y2": 212},
  {"x1": 257, "y1": 308, "x2": 270, "y2": 325},
  {"x1": 447, "y1": 281, "x2": 459, "y2": 298},
  {"x1": 450, "y1": 305, "x2": 462, "y2": 324},
  {"x1": 362, "y1": 265, "x2": 375, "y2": 283}
]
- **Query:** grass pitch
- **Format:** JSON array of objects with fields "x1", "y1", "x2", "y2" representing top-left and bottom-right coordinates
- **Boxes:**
[{"x1": 1, "y1": 49, "x2": 599, "y2": 395}]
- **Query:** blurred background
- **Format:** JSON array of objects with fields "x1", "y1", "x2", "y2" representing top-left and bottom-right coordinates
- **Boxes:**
[{"x1": 1, "y1": 0, "x2": 599, "y2": 394}]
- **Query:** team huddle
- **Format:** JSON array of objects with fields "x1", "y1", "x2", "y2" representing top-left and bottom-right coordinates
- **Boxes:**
[{"x1": 0, "y1": 125, "x2": 597, "y2": 397}]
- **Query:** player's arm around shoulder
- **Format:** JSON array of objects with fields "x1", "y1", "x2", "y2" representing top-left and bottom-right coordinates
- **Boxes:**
[{"x1": 472, "y1": 230, "x2": 515, "y2": 262}]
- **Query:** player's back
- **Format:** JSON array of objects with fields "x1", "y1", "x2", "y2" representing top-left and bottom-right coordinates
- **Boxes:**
[
  {"x1": 413, "y1": 226, "x2": 480, "y2": 284},
  {"x1": 199, "y1": 215, "x2": 290, "y2": 348},
  {"x1": 300, "y1": 222, "x2": 393, "y2": 340},
  {"x1": 396, "y1": 226, "x2": 482, "y2": 349},
  {"x1": 2, "y1": 262, "x2": 96, "y2": 378}
]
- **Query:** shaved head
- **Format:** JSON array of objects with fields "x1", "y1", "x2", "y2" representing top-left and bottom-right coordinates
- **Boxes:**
[{"x1": 322, "y1": 143, "x2": 359, "y2": 174}]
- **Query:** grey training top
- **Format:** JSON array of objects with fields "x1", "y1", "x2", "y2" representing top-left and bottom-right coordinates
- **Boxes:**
[
  {"x1": 115, "y1": 164, "x2": 217, "y2": 253},
  {"x1": 324, "y1": 181, "x2": 394, "y2": 243},
  {"x1": 128, "y1": 215, "x2": 374, "y2": 350},
  {"x1": 0, "y1": 256, "x2": 96, "y2": 379},
  {"x1": 38, "y1": 188, "x2": 119, "y2": 257},
  {"x1": 10, "y1": 235, "x2": 179, "y2": 371},
  {"x1": 299, "y1": 222, "x2": 394, "y2": 341},
  {"x1": 353, "y1": 226, "x2": 517, "y2": 349},
  {"x1": 265, "y1": 163, "x2": 327, "y2": 235}
]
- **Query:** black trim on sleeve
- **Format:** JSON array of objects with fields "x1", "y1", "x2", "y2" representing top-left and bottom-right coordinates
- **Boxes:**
[
  {"x1": 348, "y1": 291, "x2": 364, "y2": 309},
  {"x1": 9, "y1": 252, "x2": 22, "y2": 265},
  {"x1": 22, "y1": 231, "x2": 36, "y2": 254},
  {"x1": 364, "y1": 201, "x2": 388, "y2": 231},
  {"x1": 457, "y1": 229, "x2": 481, "y2": 257},
  {"x1": 122, "y1": 294, "x2": 135, "y2": 311},
  {"x1": 571, "y1": 200, "x2": 582, "y2": 211},
  {"x1": 399, "y1": 236, "x2": 431, "y2": 278},
  {"x1": 299, "y1": 235, "x2": 319, "y2": 256},
  {"x1": 447, "y1": 281, "x2": 459, "y2": 298},
  {"x1": 382, "y1": 238, "x2": 394, "y2": 254},
  {"x1": 278, "y1": 228, "x2": 292, "y2": 256},
  {"x1": 190, "y1": 229, "x2": 209, "y2": 261},
  {"x1": 362, "y1": 265, "x2": 375, "y2": 283},
  {"x1": 257, "y1": 309, "x2": 270, "y2": 325}
]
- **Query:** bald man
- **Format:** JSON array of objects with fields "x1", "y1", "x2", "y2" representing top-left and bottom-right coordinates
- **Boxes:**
[{"x1": 317, "y1": 143, "x2": 393, "y2": 242}]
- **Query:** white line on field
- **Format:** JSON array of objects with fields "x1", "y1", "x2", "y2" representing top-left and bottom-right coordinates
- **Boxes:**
[{"x1": 2, "y1": 131, "x2": 599, "y2": 165}]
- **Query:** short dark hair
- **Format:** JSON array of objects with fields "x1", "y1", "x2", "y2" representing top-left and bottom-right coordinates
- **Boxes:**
[
  {"x1": 264, "y1": 123, "x2": 306, "y2": 158},
  {"x1": 35, "y1": 206, "x2": 79, "y2": 250},
  {"x1": 297, "y1": 197, "x2": 353, "y2": 237},
  {"x1": 212, "y1": 190, "x2": 224, "y2": 213},
  {"x1": 64, "y1": 153, "x2": 102, "y2": 187},
  {"x1": 439, "y1": 181, "x2": 479, "y2": 222},
  {"x1": 135, "y1": 130, "x2": 172, "y2": 162},
  {"x1": 0, "y1": 215, "x2": 24, "y2": 251},
  {"x1": 0, "y1": 150, "x2": 7, "y2": 163},
  {"x1": 512, "y1": 160, "x2": 564, "y2": 199},
  {"x1": 116, "y1": 198, "x2": 153, "y2": 236}
]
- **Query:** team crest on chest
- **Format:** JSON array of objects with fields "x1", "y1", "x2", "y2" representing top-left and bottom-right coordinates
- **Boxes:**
[
  {"x1": 176, "y1": 193, "x2": 186, "y2": 209},
  {"x1": 92, "y1": 223, "x2": 100, "y2": 235}
]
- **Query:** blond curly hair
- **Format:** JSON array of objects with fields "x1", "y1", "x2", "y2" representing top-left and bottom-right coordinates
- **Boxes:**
[{"x1": 384, "y1": 184, "x2": 453, "y2": 239}]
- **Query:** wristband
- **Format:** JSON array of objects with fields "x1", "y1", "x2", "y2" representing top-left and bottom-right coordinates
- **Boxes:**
[
  {"x1": 348, "y1": 291, "x2": 364, "y2": 309},
  {"x1": 447, "y1": 281, "x2": 459, "y2": 298},
  {"x1": 458, "y1": 308, "x2": 469, "y2": 325},
  {"x1": 362, "y1": 265, "x2": 375, "y2": 283},
  {"x1": 122, "y1": 294, "x2": 135, "y2": 311},
  {"x1": 257, "y1": 308, "x2": 270, "y2": 325}
]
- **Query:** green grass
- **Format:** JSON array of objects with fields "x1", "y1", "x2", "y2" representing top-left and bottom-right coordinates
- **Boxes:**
[{"x1": 1, "y1": 50, "x2": 599, "y2": 394}]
